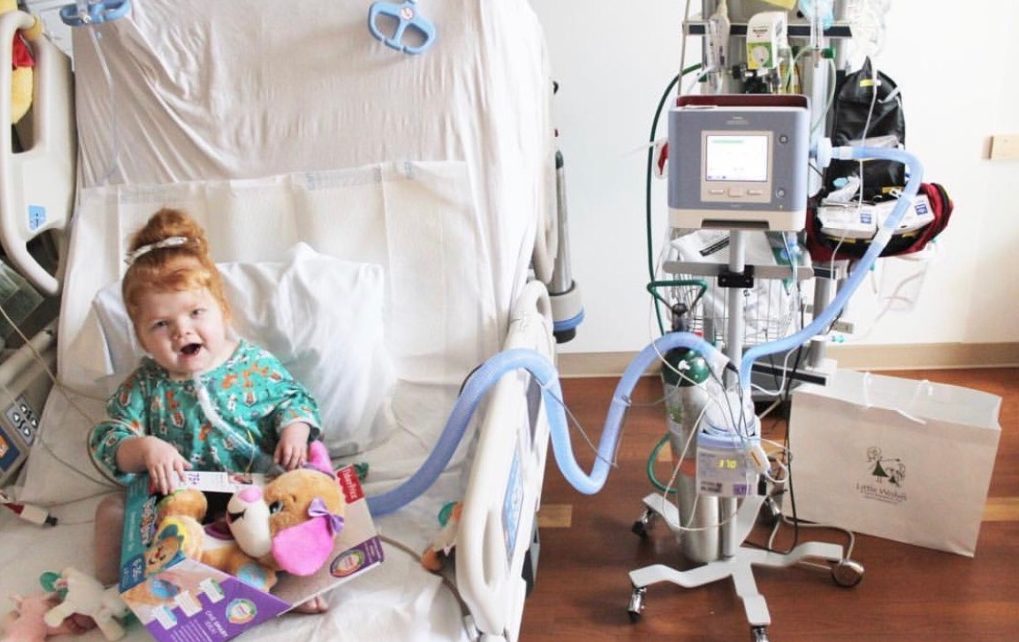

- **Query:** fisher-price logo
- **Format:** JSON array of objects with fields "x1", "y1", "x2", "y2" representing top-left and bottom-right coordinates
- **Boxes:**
[
  {"x1": 337, "y1": 467, "x2": 365, "y2": 503},
  {"x1": 855, "y1": 447, "x2": 908, "y2": 505}
]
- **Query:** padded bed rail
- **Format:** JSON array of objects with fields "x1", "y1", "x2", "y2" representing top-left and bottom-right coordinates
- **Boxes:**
[
  {"x1": 0, "y1": 10, "x2": 75, "y2": 296},
  {"x1": 458, "y1": 280, "x2": 556, "y2": 641}
]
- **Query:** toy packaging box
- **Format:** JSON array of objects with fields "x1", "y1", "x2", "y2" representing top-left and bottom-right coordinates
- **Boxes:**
[{"x1": 118, "y1": 466, "x2": 383, "y2": 641}]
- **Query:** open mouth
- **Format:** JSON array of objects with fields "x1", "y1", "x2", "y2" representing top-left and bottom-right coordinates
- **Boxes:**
[{"x1": 180, "y1": 343, "x2": 203, "y2": 357}]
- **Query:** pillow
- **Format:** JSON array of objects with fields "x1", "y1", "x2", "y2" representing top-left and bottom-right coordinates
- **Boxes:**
[{"x1": 91, "y1": 243, "x2": 395, "y2": 457}]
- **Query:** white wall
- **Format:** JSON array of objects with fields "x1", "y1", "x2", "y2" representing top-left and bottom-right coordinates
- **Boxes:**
[{"x1": 531, "y1": 1, "x2": 1019, "y2": 355}]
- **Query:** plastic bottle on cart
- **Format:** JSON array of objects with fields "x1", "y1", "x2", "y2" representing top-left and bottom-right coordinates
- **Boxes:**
[{"x1": 660, "y1": 339, "x2": 721, "y2": 564}]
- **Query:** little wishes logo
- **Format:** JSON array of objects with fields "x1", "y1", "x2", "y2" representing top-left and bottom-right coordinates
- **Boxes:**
[{"x1": 856, "y1": 447, "x2": 908, "y2": 505}]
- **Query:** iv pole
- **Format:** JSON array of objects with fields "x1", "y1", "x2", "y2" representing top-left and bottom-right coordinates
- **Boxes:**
[{"x1": 626, "y1": 4, "x2": 865, "y2": 642}]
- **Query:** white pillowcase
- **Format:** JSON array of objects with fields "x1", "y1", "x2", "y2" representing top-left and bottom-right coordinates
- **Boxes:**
[{"x1": 91, "y1": 243, "x2": 394, "y2": 457}]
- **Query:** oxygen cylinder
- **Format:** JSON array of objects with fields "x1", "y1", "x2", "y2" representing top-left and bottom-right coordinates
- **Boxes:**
[{"x1": 661, "y1": 346, "x2": 720, "y2": 564}]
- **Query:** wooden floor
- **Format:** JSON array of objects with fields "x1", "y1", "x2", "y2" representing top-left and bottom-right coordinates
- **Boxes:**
[{"x1": 518, "y1": 368, "x2": 1018, "y2": 641}]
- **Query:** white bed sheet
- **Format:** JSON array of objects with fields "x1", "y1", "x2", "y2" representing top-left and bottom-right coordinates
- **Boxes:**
[
  {"x1": 0, "y1": 488, "x2": 472, "y2": 642},
  {"x1": 25, "y1": 162, "x2": 491, "y2": 508},
  {"x1": 71, "y1": 0, "x2": 556, "y2": 309},
  {"x1": 5, "y1": 377, "x2": 474, "y2": 641}
]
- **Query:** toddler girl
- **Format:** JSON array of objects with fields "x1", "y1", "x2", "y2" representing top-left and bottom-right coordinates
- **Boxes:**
[{"x1": 89, "y1": 208, "x2": 327, "y2": 611}]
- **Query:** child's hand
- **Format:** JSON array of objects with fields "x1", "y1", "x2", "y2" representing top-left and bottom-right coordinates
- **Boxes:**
[
  {"x1": 139, "y1": 436, "x2": 192, "y2": 494},
  {"x1": 276, "y1": 422, "x2": 312, "y2": 470}
]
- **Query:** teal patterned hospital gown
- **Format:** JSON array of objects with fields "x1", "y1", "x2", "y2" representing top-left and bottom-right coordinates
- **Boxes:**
[{"x1": 89, "y1": 339, "x2": 321, "y2": 484}]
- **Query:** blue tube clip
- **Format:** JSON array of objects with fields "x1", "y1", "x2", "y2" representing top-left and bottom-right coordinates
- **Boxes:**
[
  {"x1": 368, "y1": 0, "x2": 437, "y2": 55},
  {"x1": 60, "y1": 0, "x2": 131, "y2": 27}
]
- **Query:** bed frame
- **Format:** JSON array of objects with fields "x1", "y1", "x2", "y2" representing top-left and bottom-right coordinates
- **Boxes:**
[{"x1": 0, "y1": 5, "x2": 561, "y2": 641}]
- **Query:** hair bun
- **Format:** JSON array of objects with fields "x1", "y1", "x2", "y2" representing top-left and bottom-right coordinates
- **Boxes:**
[{"x1": 129, "y1": 208, "x2": 209, "y2": 257}]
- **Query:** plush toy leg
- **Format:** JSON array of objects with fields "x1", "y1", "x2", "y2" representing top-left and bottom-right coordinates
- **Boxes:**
[
  {"x1": 420, "y1": 548, "x2": 444, "y2": 573},
  {"x1": 92, "y1": 610, "x2": 124, "y2": 642},
  {"x1": 41, "y1": 603, "x2": 71, "y2": 629}
]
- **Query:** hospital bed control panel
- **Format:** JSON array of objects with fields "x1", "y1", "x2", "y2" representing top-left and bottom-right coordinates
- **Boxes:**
[{"x1": 0, "y1": 394, "x2": 39, "y2": 484}]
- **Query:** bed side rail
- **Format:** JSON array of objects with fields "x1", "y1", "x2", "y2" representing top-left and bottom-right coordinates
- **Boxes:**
[
  {"x1": 0, "y1": 11, "x2": 75, "y2": 296},
  {"x1": 457, "y1": 280, "x2": 555, "y2": 641}
]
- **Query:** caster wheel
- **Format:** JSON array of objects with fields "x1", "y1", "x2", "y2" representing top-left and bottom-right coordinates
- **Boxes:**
[
  {"x1": 832, "y1": 559, "x2": 865, "y2": 588},
  {"x1": 631, "y1": 520, "x2": 648, "y2": 538},
  {"x1": 627, "y1": 587, "x2": 646, "y2": 623},
  {"x1": 758, "y1": 495, "x2": 782, "y2": 528},
  {"x1": 751, "y1": 625, "x2": 770, "y2": 642},
  {"x1": 631, "y1": 509, "x2": 655, "y2": 539}
]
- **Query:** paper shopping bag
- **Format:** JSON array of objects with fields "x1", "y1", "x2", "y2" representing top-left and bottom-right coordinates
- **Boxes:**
[{"x1": 784, "y1": 369, "x2": 1002, "y2": 557}]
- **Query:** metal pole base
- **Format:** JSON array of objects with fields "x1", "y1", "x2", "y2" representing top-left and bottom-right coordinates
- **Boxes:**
[{"x1": 628, "y1": 539, "x2": 846, "y2": 628}]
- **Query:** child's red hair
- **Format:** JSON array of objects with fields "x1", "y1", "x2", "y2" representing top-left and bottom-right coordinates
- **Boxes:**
[{"x1": 122, "y1": 208, "x2": 231, "y2": 326}]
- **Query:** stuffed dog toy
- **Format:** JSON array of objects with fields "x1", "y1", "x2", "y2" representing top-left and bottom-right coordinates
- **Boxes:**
[
  {"x1": 226, "y1": 441, "x2": 346, "y2": 577},
  {"x1": 143, "y1": 441, "x2": 345, "y2": 591},
  {"x1": 145, "y1": 489, "x2": 278, "y2": 593}
]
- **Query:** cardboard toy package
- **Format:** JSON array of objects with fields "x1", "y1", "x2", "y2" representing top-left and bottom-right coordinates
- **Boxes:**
[{"x1": 118, "y1": 465, "x2": 383, "y2": 641}]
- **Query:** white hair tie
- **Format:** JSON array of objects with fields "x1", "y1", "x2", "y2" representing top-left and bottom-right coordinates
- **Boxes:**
[{"x1": 125, "y1": 236, "x2": 190, "y2": 265}]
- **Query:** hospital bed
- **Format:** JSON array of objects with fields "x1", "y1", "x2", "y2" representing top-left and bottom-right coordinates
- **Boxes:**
[{"x1": 0, "y1": 1, "x2": 563, "y2": 640}]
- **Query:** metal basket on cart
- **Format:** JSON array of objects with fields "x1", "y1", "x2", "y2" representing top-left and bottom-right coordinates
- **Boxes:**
[
  {"x1": 668, "y1": 273, "x2": 798, "y2": 349},
  {"x1": 653, "y1": 230, "x2": 803, "y2": 350}
]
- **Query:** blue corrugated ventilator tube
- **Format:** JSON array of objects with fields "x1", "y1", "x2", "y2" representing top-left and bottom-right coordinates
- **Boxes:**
[{"x1": 367, "y1": 145, "x2": 922, "y2": 517}]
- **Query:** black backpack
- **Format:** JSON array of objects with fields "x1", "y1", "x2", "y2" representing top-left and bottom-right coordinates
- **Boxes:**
[{"x1": 824, "y1": 58, "x2": 906, "y2": 201}]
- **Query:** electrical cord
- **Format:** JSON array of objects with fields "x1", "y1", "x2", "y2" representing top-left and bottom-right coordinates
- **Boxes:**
[
  {"x1": 646, "y1": 64, "x2": 702, "y2": 335},
  {"x1": 542, "y1": 387, "x2": 621, "y2": 472},
  {"x1": 810, "y1": 56, "x2": 838, "y2": 137},
  {"x1": 377, "y1": 534, "x2": 475, "y2": 641},
  {"x1": 0, "y1": 301, "x2": 117, "y2": 491},
  {"x1": 645, "y1": 433, "x2": 675, "y2": 495},
  {"x1": 822, "y1": 59, "x2": 880, "y2": 335},
  {"x1": 659, "y1": 401, "x2": 743, "y2": 533}
]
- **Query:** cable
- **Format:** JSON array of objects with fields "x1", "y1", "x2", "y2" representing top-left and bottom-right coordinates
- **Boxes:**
[
  {"x1": 676, "y1": 0, "x2": 694, "y2": 97},
  {"x1": 750, "y1": 346, "x2": 798, "y2": 397},
  {"x1": 658, "y1": 399, "x2": 748, "y2": 534},
  {"x1": 646, "y1": 65, "x2": 701, "y2": 334},
  {"x1": 766, "y1": 514, "x2": 856, "y2": 569},
  {"x1": 377, "y1": 534, "x2": 475, "y2": 641},
  {"x1": 856, "y1": 62, "x2": 879, "y2": 209},
  {"x1": 810, "y1": 56, "x2": 837, "y2": 137},
  {"x1": 839, "y1": 243, "x2": 938, "y2": 342},
  {"x1": 782, "y1": 46, "x2": 813, "y2": 94},
  {"x1": 645, "y1": 433, "x2": 675, "y2": 495},
  {"x1": 821, "y1": 60, "x2": 880, "y2": 335},
  {"x1": 542, "y1": 387, "x2": 620, "y2": 472},
  {"x1": 88, "y1": 24, "x2": 122, "y2": 185},
  {"x1": 0, "y1": 303, "x2": 117, "y2": 490}
]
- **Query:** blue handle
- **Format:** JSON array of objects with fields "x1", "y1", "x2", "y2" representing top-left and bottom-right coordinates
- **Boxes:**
[
  {"x1": 60, "y1": 0, "x2": 131, "y2": 26},
  {"x1": 368, "y1": 0, "x2": 437, "y2": 55}
]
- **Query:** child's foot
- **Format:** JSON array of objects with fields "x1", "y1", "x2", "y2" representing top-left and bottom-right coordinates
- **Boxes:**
[{"x1": 292, "y1": 595, "x2": 329, "y2": 614}]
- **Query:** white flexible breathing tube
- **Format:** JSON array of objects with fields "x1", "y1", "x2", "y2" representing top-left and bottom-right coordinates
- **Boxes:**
[{"x1": 192, "y1": 374, "x2": 279, "y2": 474}]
